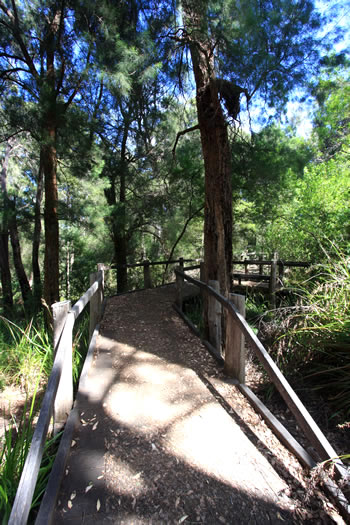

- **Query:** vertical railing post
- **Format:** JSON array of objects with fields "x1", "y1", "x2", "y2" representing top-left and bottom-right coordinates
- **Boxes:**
[
  {"x1": 89, "y1": 270, "x2": 103, "y2": 340},
  {"x1": 259, "y1": 254, "x2": 263, "y2": 275},
  {"x1": 143, "y1": 260, "x2": 152, "y2": 289},
  {"x1": 52, "y1": 300, "x2": 71, "y2": 356},
  {"x1": 269, "y1": 252, "x2": 278, "y2": 309},
  {"x1": 278, "y1": 260, "x2": 284, "y2": 288},
  {"x1": 53, "y1": 310, "x2": 74, "y2": 435},
  {"x1": 179, "y1": 257, "x2": 184, "y2": 270},
  {"x1": 224, "y1": 294, "x2": 246, "y2": 383},
  {"x1": 175, "y1": 266, "x2": 184, "y2": 310},
  {"x1": 208, "y1": 280, "x2": 222, "y2": 354}
]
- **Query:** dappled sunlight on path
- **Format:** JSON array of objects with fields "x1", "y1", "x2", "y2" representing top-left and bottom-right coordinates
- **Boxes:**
[{"x1": 53, "y1": 285, "x2": 296, "y2": 524}]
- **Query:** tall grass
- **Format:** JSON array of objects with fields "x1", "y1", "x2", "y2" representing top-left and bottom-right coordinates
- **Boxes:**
[
  {"x1": 0, "y1": 311, "x2": 91, "y2": 521},
  {"x1": 259, "y1": 248, "x2": 350, "y2": 419}
]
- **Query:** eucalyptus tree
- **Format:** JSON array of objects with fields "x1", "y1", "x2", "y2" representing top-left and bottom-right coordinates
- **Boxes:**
[
  {"x1": 159, "y1": 0, "x2": 324, "y2": 295},
  {"x1": 0, "y1": 0, "x2": 94, "y2": 308}
]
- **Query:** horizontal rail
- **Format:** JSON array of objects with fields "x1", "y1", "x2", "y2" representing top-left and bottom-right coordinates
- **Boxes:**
[
  {"x1": 232, "y1": 259, "x2": 311, "y2": 267},
  {"x1": 174, "y1": 268, "x2": 348, "y2": 480},
  {"x1": 110, "y1": 258, "x2": 197, "y2": 269},
  {"x1": 9, "y1": 273, "x2": 103, "y2": 525},
  {"x1": 232, "y1": 272, "x2": 271, "y2": 282}
]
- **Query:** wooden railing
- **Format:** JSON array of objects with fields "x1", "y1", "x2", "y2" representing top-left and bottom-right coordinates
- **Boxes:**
[
  {"x1": 109, "y1": 257, "x2": 198, "y2": 290},
  {"x1": 232, "y1": 257, "x2": 311, "y2": 308},
  {"x1": 8, "y1": 270, "x2": 104, "y2": 525},
  {"x1": 174, "y1": 267, "x2": 350, "y2": 519}
]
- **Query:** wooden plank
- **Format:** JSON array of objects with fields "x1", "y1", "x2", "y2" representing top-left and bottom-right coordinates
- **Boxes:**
[
  {"x1": 208, "y1": 280, "x2": 221, "y2": 354},
  {"x1": 175, "y1": 267, "x2": 184, "y2": 309},
  {"x1": 224, "y1": 294, "x2": 246, "y2": 383},
  {"x1": 71, "y1": 276, "x2": 101, "y2": 320},
  {"x1": 237, "y1": 383, "x2": 316, "y2": 469},
  {"x1": 174, "y1": 269, "x2": 348, "y2": 479},
  {"x1": 232, "y1": 273, "x2": 270, "y2": 281}
]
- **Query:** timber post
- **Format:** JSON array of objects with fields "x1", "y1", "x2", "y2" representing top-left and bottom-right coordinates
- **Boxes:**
[
  {"x1": 175, "y1": 266, "x2": 184, "y2": 310},
  {"x1": 224, "y1": 293, "x2": 246, "y2": 383},
  {"x1": 269, "y1": 252, "x2": 278, "y2": 310},
  {"x1": 259, "y1": 254, "x2": 264, "y2": 275},
  {"x1": 52, "y1": 300, "x2": 71, "y2": 357},
  {"x1": 208, "y1": 280, "x2": 222, "y2": 354},
  {"x1": 89, "y1": 269, "x2": 103, "y2": 340},
  {"x1": 143, "y1": 260, "x2": 152, "y2": 289},
  {"x1": 179, "y1": 257, "x2": 184, "y2": 270}
]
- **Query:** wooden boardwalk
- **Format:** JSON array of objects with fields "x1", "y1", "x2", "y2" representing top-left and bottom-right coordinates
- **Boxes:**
[{"x1": 51, "y1": 285, "x2": 297, "y2": 524}]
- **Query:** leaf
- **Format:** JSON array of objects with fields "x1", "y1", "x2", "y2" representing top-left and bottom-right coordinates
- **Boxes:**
[
  {"x1": 70, "y1": 491, "x2": 76, "y2": 500},
  {"x1": 92, "y1": 421, "x2": 99, "y2": 430},
  {"x1": 68, "y1": 500, "x2": 72, "y2": 509},
  {"x1": 178, "y1": 516, "x2": 188, "y2": 524},
  {"x1": 71, "y1": 440, "x2": 76, "y2": 447},
  {"x1": 85, "y1": 484, "x2": 93, "y2": 493},
  {"x1": 96, "y1": 499, "x2": 101, "y2": 511}
]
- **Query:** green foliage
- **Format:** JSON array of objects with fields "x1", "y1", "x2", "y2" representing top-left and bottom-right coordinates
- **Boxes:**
[
  {"x1": 259, "y1": 247, "x2": 350, "y2": 418},
  {"x1": 0, "y1": 317, "x2": 53, "y2": 393}
]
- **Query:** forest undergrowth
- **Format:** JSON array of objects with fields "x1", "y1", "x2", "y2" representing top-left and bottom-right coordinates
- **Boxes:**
[{"x1": 0, "y1": 312, "x2": 90, "y2": 522}]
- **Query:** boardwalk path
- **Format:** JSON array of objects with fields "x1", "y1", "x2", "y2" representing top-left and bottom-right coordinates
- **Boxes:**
[{"x1": 53, "y1": 285, "x2": 297, "y2": 524}]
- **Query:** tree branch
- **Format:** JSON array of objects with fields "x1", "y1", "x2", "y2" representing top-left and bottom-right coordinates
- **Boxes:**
[{"x1": 172, "y1": 124, "x2": 200, "y2": 159}]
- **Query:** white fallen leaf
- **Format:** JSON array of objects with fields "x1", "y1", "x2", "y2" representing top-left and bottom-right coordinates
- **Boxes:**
[
  {"x1": 85, "y1": 484, "x2": 93, "y2": 493},
  {"x1": 71, "y1": 440, "x2": 76, "y2": 447},
  {"x1": 67, "y1": 500, "x2": 72, "y2": 509},
  {"x1": 178, "y1": 516, "x2": 188, "y2": 524},
  {"x1": 70, "y1": 491, "x2": 76, "y2": 500},
  {"x1": 97, "y1": 475, "x2": 103, "y2": 480},
  {"x1": 92, "y1": 421, "x2": 99, "y2": 431},
  {"x1": 175, "y1": 497, "x2": 180, "y2": 508},
  {"x1": 151, "y1": 443, "x2": 157, "y2": 451},
  {"x1": 96, "y1": 499, "x2": 101, "y2": 511},
  {"x1": 133, "y1": 472, "x2": 142, "y2": 479}
]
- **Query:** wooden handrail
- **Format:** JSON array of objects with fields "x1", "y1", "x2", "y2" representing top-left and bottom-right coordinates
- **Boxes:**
[
  {"x1": 232, "y1": 259, "x2": 311, "y2": 267},
  {"x1": 174, "y1": 268, "x2": 348, "y2": 481},
  {"x1": 9, "y1": 270, "x2": 104, "y2": 525},
  {"x1": 110, "y1": 257, "x2": 197, "y2": 270}
]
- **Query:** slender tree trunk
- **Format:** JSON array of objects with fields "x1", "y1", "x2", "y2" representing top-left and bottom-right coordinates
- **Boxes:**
[
  {"x1": 32, "y1": 151, "x2": 44, "y2": 311},
  {"x1": 183, "y1": 1, "x2": 233, "y2": 296},
  {"x1": 8, "y1": 198, "x2": 33, "y2": 306},
  {"x1": 0, "y1": 143, "x2": 13, "y2": 313},
  {"x1": 0, "y1": 233, "x2": 13, "y2": 313},
  {"x1": 43, "y1": 123, "x2": 60, "y2": 308}
]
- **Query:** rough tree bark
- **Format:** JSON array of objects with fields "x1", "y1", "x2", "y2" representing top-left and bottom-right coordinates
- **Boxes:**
[
  {"x1": 182, "y1": 0, "x2": 233, "y2": 297},
  {"x1": 0, "y1": 142, "x2": 14, "y2": 312},
  {"x1": 32, "y1": 151, "x2": 44, "y2": 311}
]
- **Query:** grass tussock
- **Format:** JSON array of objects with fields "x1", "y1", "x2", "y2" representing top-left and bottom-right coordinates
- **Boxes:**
[{"x1": 258, "y1": 247, "x2": 350, "y2": 420}]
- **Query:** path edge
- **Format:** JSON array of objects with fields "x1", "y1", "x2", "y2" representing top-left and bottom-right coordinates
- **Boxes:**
[{"x1": 35, "y1": 302, "x2": 105, "y2": 525}]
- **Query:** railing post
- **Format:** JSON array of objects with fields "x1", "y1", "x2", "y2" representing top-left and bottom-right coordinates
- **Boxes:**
[
  {"x1": 179, "y1": 257, "x2": 184, "y2": 270},
  {"x1": 269, "y1": 252, "x2": 278, "y2": 309},
  {"x1": 208, "y1": 280, "x2": 222, "y2": 354},
  {"x1": 143, "y1": 260, "x2": 153, "y2": 289},
  {"x1": 175, "y1": 267, "x2": 184, "y2": 310},
  {"x1": 52, "y1": 300, "x2": 71, "y2": 356},
  {"x1": 224, "y1": 293, "x2": 246, "y2": 383},
  {"x1": 53, "y1": 310, "x2": 74, "y2": 435},
  {"x1": 259, "y1": 254, "x2": 263, "y2": 275},
  {"x1": 89, "y1": 270, "x2": 103, "y2": 340},
  {"x1": 278, "y1": 260, "x2": 285, "y2": 287}
]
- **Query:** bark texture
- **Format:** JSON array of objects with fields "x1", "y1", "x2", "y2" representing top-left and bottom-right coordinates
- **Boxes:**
[{"x1": 182, "y1": 0, "x2": 232, "y2": 297}]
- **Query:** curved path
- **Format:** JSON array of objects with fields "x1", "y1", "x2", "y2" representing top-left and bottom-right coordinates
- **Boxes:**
[{"x1": 52, "y1": 285, "x2": 296, "y2": 524}]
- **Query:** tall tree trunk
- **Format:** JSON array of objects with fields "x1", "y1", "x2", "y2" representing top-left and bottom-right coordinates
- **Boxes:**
[
  {"x1": 32, "y1": 151, "x2": 44, "y2": 311},
  {"x1": 43, "y1": 123, "x2": 60, "y2": 308},
  {"x1": 0, "y1": 143, "x2": 13, "y2": 313},
  {"x1": 183, "y1": 1, "x2": 232, "y2": 296}
]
